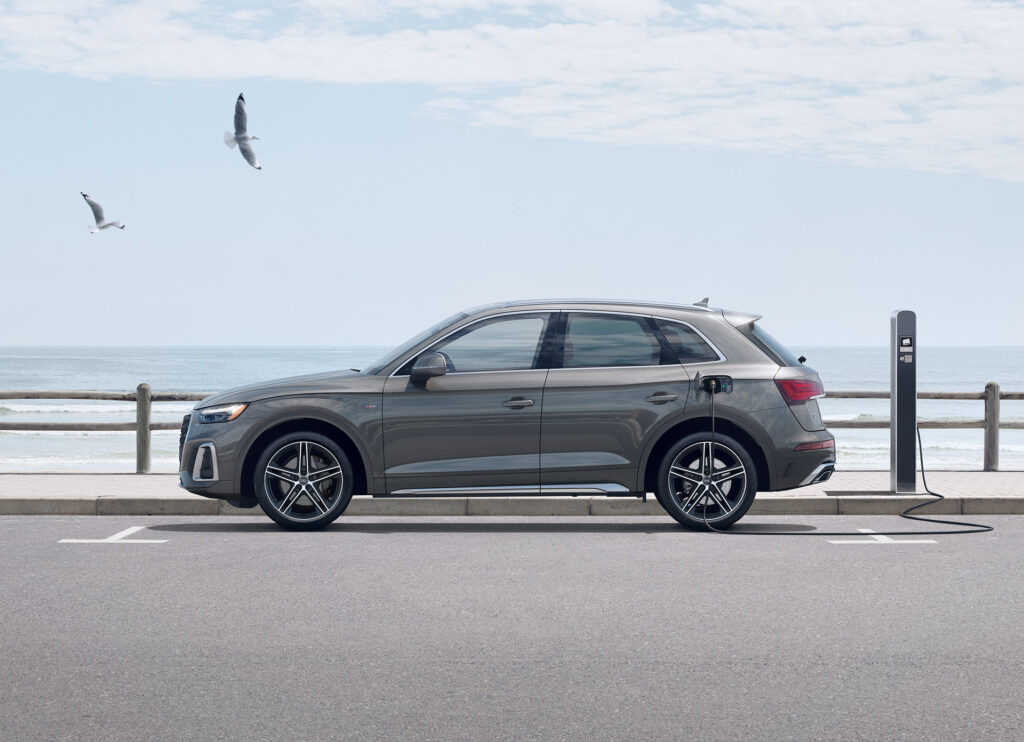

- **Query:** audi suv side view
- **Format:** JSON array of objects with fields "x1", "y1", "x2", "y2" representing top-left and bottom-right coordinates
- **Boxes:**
[{"x1": 179, "y1": 300, "x2": 836, "y2": 530}]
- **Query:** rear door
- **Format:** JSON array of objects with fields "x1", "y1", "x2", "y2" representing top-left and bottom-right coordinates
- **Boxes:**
[{"x1": 539, "y1": 312, "x2": 690, "y2": 493}]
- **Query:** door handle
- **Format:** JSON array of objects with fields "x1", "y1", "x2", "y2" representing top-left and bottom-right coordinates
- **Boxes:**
[
  {"x1": 645, "y1": 392, "x2": 679, "y2": 405},
  {"x1": 502, "y1": 397, "x2": 535, "y2": 409}
]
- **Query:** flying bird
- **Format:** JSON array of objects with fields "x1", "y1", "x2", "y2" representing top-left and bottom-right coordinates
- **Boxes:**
[
  {"x1": 81, "y1": 192, "x2": 125, "y2": 232},
  {"x1": 224, "y1": 93, "x2": 261, "y2": 169}
]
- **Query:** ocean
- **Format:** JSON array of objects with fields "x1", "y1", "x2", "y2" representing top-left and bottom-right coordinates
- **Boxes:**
[{"x1": 0, "y1": 346, "x2": 1021, "y2": 472}]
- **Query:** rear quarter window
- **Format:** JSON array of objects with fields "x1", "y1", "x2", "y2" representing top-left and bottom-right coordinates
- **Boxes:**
[
  {"x1": 656, "y1": 320, "x2": 721, "y2": 364},
  {"x1": 742, "y1": 324, "x2": 802, "y2": 367}
]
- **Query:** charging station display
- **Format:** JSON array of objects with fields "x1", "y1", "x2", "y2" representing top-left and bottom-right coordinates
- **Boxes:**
[{"x1": 891, "y1": 310, "x2": 916, "y2": 493}]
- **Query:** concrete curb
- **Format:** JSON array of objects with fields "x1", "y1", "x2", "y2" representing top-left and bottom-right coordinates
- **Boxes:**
[{"x1": 1, "y1": 493, "x2": 1022, "y2": 516}]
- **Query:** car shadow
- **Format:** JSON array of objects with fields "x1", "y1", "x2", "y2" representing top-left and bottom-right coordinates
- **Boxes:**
[{"x1": 148, "y1": 520, "x2": 819, "y2": 534}]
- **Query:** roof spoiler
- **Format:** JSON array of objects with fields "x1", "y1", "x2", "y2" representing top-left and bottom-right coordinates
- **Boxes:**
[{"x1": 722, "y1": 310, "x2": 762, "y2": 328}]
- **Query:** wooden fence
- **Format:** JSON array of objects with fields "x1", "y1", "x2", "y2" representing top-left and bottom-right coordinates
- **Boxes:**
[
  {"x1": 816, "y1": 383, "x2": 1021, "y2": 470},
  {"x1": 0, "y1": 382, "x2": 1021, "y2": 473},
  {"x1": 0, "y1": 385, "x2": 205, "y2": 473}
]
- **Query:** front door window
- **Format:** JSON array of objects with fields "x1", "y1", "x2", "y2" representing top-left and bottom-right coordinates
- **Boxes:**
[{"x1": 428, "y1": 315, "x2": 548, "y2": 373}]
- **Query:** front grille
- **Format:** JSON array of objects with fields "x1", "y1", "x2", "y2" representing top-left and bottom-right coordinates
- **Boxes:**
[{"x1": 179, "y1": 414, "x2": 191, "y2": 466}]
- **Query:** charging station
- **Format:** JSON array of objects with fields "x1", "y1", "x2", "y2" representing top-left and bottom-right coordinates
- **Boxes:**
[
  {"x1": 891, "y1": 310, "x2": 916, "y2": 493},
  {"x1": 678, "y1": 308, "x2": 992, "y2": 537}
]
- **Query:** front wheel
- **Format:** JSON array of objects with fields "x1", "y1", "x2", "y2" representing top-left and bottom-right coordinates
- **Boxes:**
[
  {"x1": 253, "y1": 432, "x2": 354, "y2": 530},
  {"x1": 655, "y1": 432, "x2": 758, "y2": 530}
]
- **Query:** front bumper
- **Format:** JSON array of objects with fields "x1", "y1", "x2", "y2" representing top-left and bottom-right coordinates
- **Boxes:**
[{"x1": 178, "y1": 413, "x2": 238, "y2": 500}]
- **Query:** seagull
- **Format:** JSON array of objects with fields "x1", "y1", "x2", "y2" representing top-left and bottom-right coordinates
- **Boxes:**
[
  {"x1": 81, "y1": 192, "x2": 125, "y2": 232},
  {"x1": 223, "y1": 93, "x2": 261, "y2": 169}
]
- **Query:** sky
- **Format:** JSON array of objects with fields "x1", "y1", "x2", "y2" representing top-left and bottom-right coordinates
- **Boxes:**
[{"x1": 0, "y1": 0, "x2": 1021, "y2": 348}]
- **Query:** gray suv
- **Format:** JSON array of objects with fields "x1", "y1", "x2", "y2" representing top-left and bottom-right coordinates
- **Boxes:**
[{"x1": 180, "y1": 300, "x2": 835, "y2": 530}]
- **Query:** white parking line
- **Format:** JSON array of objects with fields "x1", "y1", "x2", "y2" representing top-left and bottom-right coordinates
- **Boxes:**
[
  {"x1": 59, "y1": 526, "x2": 167, "y2": 544},
  {"x1": 828, "y1": 528, "x2": 937, "y2": 545}
]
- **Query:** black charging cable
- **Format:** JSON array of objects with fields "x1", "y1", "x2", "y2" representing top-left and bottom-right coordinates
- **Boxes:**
[
  {"x1": 702, "y1": 384, "x2": 717, "y2": 533},
  {"x1": 695, "y1": 381, "x2": 993, "y2": 537},
  {"x1": 900, "y1": 427, "x2": 993, "y2": 534}
]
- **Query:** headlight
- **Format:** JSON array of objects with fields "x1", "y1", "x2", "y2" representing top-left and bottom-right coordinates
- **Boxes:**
[{"x1": 196, "y1": 403, "x2": 248, "y2": 424}]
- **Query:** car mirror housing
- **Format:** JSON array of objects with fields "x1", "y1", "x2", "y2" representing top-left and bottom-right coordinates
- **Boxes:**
[{"x1": 410, "y1": 352, "x2": 449, "y2": 383}]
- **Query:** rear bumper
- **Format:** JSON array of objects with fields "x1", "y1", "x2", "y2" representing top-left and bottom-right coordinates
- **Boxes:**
[
  {"x1": 799, "y1": 461, "x2": 836, "y2": 486},
  {"x1": 744, "y1": 406, "x2": 835, "y2": 491},
  {"x1": 770, "y1": 444, "x2": 836, "y2": 491}
]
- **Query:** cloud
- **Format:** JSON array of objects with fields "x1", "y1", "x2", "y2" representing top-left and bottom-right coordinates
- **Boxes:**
[
  {"x1": 299, "y1": 0, "x2": 676, "y2": 24},
  {"x1": 2, "y1": 0, "x2": 1023, "y2": 180}
]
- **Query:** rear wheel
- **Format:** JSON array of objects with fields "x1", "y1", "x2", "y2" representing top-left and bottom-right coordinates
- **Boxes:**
[
  {"x1": 253, "y1": 432, "x2": 354, "y2": 530},
  {"x1": 655, "y1": 432, "x2": 757, "y2": 530}
]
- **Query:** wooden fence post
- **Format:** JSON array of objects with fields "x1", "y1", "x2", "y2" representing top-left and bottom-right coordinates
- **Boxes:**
[
  {"x1": 136, "y1": 383, "x2": 152, "y2": 474},
  {"x1": 983, "y1": 382, "x2": 1000, "y2": 472}
]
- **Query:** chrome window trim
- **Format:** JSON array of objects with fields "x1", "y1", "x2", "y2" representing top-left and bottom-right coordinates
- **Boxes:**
[
  {"x1": 416, "y1": 368, "x2": 550, "y2": 377},
  {"x1": 556, "y1": 310, "x2": 727, "y2": 369},
  {"x1": 546, "y1": 365, "x2": 664, "y2": 372},
  {"x1": 386, "y1": 308, "x2": 726, "y2": 378}
]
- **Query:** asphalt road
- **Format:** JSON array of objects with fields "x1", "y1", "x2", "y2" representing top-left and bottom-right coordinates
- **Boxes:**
[{"x1": 1, "y1": 515, "x2": 1021, "y2": 742}]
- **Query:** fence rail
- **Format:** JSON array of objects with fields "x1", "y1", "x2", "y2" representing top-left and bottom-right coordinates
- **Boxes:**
[
  {"x1": 823, "y1": 383, "x2": 1021, "y2": 471},
  {"x1": 0, "y1": 384, "x2": 207, "y2": 473},
  {"x1": 0, "y1": 382, "x2": 1021, "y2": 472}
]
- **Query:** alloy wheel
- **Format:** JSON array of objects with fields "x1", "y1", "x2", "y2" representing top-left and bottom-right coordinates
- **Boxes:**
[
  {"x1": 666, "y1": 440, "x2": 748, "y2": 523},
  {"x1": 262, "y1": 440, "x2": 344, "y2": 522}
]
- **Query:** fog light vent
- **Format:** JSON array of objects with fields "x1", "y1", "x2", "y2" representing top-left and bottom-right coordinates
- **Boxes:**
[{"x1": 192, "y1": 443, "x2": 219, "y2": 482}]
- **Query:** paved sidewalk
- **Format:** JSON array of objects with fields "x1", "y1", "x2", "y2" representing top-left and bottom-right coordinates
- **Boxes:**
[{"x1": 0, "y1": 471, "x2": 1020, "y2": 516}]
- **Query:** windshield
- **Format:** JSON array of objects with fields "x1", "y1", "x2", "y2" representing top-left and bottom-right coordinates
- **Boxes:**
[{"x1": 362, "y1": 312, "x2": 468, "y2": 374}]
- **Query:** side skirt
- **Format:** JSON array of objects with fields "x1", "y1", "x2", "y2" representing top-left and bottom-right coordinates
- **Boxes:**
[{"x1": 374, "y1": 484, "x2": 642, "y2": 498}]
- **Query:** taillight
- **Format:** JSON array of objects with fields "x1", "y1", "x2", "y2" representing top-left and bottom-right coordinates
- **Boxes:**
[
  {"x1": 794, "y1": 439, "x2": 835, "y2": 452},
  {"x1": 775, "y1": 378, "x2": 824, "y2": 404}
]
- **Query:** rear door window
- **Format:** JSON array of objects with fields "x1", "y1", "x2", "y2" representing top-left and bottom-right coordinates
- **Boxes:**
[{"x1": 560, "y1": 313, "x2": 667, "y2": 368}]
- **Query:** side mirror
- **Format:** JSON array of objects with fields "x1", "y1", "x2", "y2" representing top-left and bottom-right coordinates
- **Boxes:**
[{"x1": 410, "y1": 352, "x2": 449, "y2": 383}]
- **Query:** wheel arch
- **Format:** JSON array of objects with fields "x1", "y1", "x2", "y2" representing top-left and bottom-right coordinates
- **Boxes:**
[
  {"x1": 238, "y1": 417, "x2": 369, "y2": 507},
  {"x1": 640, "y1": 414, "x2": 772, "y2": 495}
]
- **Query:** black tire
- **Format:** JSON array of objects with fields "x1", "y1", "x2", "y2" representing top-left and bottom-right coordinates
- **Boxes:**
[
  {"x1": 253, "y1": 431, "x2": 354, "y2": 530},
  {"x1": 655, "y1": 431, "x2": 758, "y2": 530}
]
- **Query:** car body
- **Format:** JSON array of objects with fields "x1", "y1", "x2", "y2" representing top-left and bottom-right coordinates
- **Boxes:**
[{"x1": 179, "y1": 299, "x2": 835, "y2": 529}]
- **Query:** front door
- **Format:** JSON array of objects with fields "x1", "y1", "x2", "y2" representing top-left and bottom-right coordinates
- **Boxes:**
[{"x1": 382, "y1": 312, "x2": 554, "y2": 494}]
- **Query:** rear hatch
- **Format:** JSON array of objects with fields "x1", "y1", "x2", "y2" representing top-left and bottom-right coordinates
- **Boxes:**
[{"x1": 732, "y1": 319, "x2": 826, "y2": 432}]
